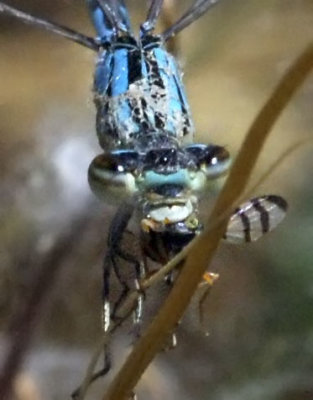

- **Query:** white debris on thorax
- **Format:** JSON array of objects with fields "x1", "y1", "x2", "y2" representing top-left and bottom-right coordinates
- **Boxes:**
[{"x1": 99, "y1": 60, "x2": 194, "y2": 145}]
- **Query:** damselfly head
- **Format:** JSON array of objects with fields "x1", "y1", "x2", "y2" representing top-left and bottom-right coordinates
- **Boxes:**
[{"x1": 88, "y1": 143, "x2": 231, "y2": 204}]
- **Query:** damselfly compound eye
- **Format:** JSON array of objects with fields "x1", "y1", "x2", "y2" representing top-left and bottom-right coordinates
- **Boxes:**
[
  {"x1": 88, "y1": 151, "x2": 139, "y2": 203},
  {"x1": 185, "y1": 143, "x2": 231, "y2": 178}
]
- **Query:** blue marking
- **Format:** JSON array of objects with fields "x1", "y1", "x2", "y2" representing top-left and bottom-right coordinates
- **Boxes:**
[
  {"x1": 156, "y1": 48, "x2": 183, "y2": 133},
  {"x1": 94, "y1": 52, "x2": 113, "y2": 94},
  {"x1": 141, "y1": 57, "x2": 148, "y2": 77},
  {"x1": 114, "y1": 100, "x2": 132, "y2": 131},
  {"x1": 87, "y1": 0, "x2": 114, "y2": 42},
  {"x1": 139, "y1": 170, "x2": 192, "y2": 189},
  {"x1": 111, "y1": 48, "x2": 130, "y2": 96}
]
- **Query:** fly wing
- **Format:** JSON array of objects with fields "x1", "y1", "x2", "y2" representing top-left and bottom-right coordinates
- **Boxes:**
[{"x1": 224, "y1": 195, "x2": 288, "y2": 244}]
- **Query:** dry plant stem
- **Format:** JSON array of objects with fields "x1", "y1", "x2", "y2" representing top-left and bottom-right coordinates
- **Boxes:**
[
  {"x1": 0, "y1": 212, "x2": 93, "y2": 400},
  {"x1": 104, "y1": 43, "x2": 313, "y2": 400}
]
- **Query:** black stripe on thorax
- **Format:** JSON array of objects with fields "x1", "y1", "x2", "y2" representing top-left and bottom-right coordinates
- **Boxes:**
[
  {"x1": 127, "y1": 47, "x2": 142, "y2": 85},
  {"x1": 173, "y1": 74, "x2": 190, "y2": 135},
  {"x1": 141, "y1": 35, "x2": 163, "y2": 50},
  {"x1": 144, "y1": 50, "x2": 166, "y2": 90},
  {"x1": 106, "y1": 54, "x2": 114, "y2": 97}
]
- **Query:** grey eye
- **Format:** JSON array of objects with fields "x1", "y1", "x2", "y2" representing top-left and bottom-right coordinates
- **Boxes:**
[
  {"x1": 185, "y1": 144, "x2": 231, "y2": 178},
  {"x1": 88, "y1": 150, "x2": 139, "y2": 203},
  {"x1": 99, "y1": 150, "x2": 139, "y2": 172}
]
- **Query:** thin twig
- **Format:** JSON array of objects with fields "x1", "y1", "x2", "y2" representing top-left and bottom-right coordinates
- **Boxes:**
[{"x1": 104, "y1": 43, "x2": 313, "y2": 400}]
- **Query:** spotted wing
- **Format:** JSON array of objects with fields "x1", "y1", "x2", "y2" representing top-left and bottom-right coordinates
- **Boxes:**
[{"x1": 224, "y1": 195, "x2": 288, "y2": 244}]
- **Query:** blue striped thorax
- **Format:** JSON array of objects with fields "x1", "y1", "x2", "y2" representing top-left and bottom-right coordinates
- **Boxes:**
[{"x1": 93, "y1": 34, "x2": 194, "y2": 150}]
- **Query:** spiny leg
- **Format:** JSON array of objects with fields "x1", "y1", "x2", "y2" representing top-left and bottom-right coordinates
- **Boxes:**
[
  {"x1": 164, "y1": 271, "x2": 178, "y2": 349},
  {"x1": 71, "y1": 256, "x2": 113, "y2": 400},
  {"x1": 0, "y1": 2, "x2": 97, "y2": 50},
  {"x1": 162, "y1": 0, "x2": 221, "y2": 41},
  {"x1": 103, "y1": 201, "x2": 135, "y2": 331},
  {"x1": 71, "y1": 345, "x2": 111, "y2": 400},
  {"x1": 72, "y1": 202, "x2": 140, "y2": 398},
  {"x1": 108, "y1": 248, "x2": 140, "y2": 330},
  {"x1": 105, "y1": 201, "x2": 146, "y2": 336},
  {"x1": 111, "y1": 241, "x2": 146, "y2": 338}
]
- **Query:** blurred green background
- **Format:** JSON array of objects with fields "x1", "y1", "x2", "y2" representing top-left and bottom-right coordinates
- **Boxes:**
[{"x1": 0, "y1": 1, "x2": 313, "y2": 399}]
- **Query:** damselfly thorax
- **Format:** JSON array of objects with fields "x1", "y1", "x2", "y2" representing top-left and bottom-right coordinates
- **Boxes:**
[{"x1": 94, "y1": 34, "x2": 194, "y2": 150}]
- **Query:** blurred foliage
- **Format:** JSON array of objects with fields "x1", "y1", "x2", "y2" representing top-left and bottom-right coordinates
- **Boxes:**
[{"x1": 0, "y1": 1, "x2": 313, "y2": 399}]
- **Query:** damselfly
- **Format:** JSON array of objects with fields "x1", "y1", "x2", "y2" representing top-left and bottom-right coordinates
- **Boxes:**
[
  {"x1": 85, "y1": 0, "x2": 287, "y2": 335},
  {"x1": 0, "y1": 0, "x2": 288, "y2": 396}
]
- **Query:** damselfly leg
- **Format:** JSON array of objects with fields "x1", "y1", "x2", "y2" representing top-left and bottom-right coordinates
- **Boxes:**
[
  {"x1": 0, "y1": 1, "x2": 98, "y2": 49},
  {"x1": 140, "y1": 0, "x2": 164, "y2": 34},
  {"x1": 161, "y1": 0, "x2": 220, "y2": 40},
  {"x1": 104, "y1": 201, "x2": 145, "y2": 335}
]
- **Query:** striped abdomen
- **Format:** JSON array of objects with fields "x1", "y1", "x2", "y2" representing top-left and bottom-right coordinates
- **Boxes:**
[{"x1": 93, "y1": 35, "x2": 194, "y2": 150}]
